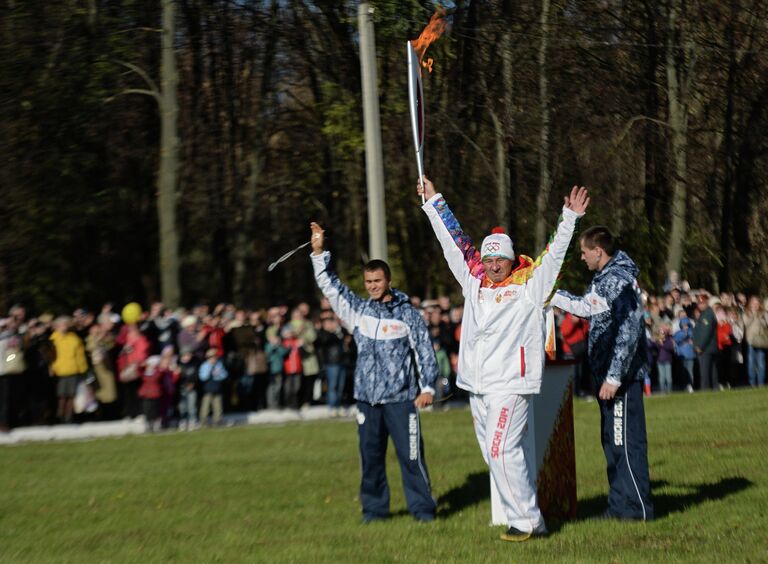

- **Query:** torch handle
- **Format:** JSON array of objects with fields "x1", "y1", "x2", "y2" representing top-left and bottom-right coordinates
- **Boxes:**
[
  {"x1": 408, "y1": 41, "x2": 426, "y2": 206},
  {"x1": 417, "y1": 162, "x2": 425, "y2": 205}
]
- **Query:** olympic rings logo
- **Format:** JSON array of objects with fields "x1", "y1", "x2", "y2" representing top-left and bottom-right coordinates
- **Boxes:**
[{"x1": 484, "y1": 242, "x2": 501, "y2": 253}]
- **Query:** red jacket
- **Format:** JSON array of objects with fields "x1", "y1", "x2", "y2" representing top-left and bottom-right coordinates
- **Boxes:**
[
  {"x1": 282, "y1": 337, "x2": 302, "y2": 375},
  {"x1": 116, "y1": 327, "x2": 150, "y2": 373},
  {"x1": 200, "y1": 325, "x2": 226, "y2": 357},
  {"x1": 560, "y1": 313, "x2": 589, "y2": 356},
  {"x1": 717, "y1": 321, "x2": 732, "y2": 350},
  {"x1": 138, "y1": 367, "x2": 163, "y2": 399}
]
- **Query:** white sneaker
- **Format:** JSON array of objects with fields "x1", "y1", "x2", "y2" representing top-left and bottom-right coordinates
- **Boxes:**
[{"x1": 685, "y1": 384, "x2": 694, "y2": 393}]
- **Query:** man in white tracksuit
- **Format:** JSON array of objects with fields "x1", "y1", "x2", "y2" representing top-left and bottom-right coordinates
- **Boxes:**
[{"x1": 418, "y1": 177, "x2": 589, "y2": 541}]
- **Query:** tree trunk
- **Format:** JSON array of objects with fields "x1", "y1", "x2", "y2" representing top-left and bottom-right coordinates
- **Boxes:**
[
  {"x1": 535, "y1": 0, "x2": 552, "y2": 250},
  {"x1": 495, "y1": 2, "x2": 515, "y2": 232},
  {"x1": 718, "y1": 2, "x2": 738, "y2": 292},
  {"x1": 158, "y1": 0, "x2": 181, "y2": 307},
  {"x1": 641, "y1": 0, "x2": 664, "y2": 230},
  {"x1": 490, "y1": 110, "x2": 509, "y2": 230},
  {"x1": 232, "y1": 0, "x2": 278, "y2": 305},
  {"x1": 232, "y1": 152, "x2": 263, "y2": 305},
  {"x1": 664, "y1": 0, "x2": 689, "y2": 278}
]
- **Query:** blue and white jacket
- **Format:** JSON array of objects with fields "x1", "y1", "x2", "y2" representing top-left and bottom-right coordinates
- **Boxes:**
[
  {"x1": 311, "y1": 251, "x2": 437, "y2": 405},
  {"x1": 198, "y1": 358, "x2": 228, "y2": 394},
  {"x1": 551, "y1": 251, "x2": 648, "y2": 388}
]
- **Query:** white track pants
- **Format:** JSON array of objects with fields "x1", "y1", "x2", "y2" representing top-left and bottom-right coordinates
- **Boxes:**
[{"x1": 470, "y1": 392, "x2": 544, "y2": 532}]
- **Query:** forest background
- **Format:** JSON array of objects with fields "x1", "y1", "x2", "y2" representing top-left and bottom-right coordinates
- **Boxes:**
[{"x1": 2, "y1": 0, "x2": 767, "y2": 312}]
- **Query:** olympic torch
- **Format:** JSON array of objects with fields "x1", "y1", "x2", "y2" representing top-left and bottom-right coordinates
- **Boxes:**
[
  {"x1": 408, "y1": 11, "x2": 447, "y2": 204},
  {"x1": 407, "y1": 41, "x2": 426, "y2": 204}
]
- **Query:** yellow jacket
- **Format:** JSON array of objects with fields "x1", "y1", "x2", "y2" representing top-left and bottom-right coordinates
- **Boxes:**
[{"x1": 50, "y1": 331, "x2": 88, "y2": 377}]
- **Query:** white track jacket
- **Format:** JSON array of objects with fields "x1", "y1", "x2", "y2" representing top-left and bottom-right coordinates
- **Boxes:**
[{"x1": 422, "y1": 193, "x2": 582, "y2": 395}]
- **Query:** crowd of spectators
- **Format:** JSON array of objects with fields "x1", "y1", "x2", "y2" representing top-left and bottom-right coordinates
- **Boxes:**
[
  {"x1": 0, "y1": 280, "x2": 765, "y2": 432},
  {"x1": 0, "y1": 298, "x2": 455, "y2": 432},
  {"x1": 640, "y1": 287, "x2": 768, "y2": 393},
  {"x1": 558, "y1": 279, "x2": 768, "y2": 398}
]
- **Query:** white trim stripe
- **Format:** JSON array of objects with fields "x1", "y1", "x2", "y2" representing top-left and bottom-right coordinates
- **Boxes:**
[
  {"x1": 414, "y1": 411, "x2": 435, "y2": 503},
  {"x1": 499, "y1": 395, "x2": 534, "y2": 532},
  {"x1": 623, "y1": 390, "x2": 647, "y2": 521}
]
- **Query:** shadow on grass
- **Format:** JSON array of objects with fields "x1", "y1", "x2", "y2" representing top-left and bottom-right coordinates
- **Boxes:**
[
  {"x1": 574, "y1": 476, "x2": 754, "y2": 522},
  {"x1": 382, "y1": 473, "x2": 488, "y2": 520},
  {"x1": 435, "y1": 473, "x2": 752, "y2": 526},
  {"x1": 436, "y1": 472, "x2": 489, "y2": 518}
]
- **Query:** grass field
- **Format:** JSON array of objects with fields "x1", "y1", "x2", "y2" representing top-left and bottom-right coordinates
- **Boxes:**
[{"x1": 1, "y1": 388, "x2": 767, "y2": 563}]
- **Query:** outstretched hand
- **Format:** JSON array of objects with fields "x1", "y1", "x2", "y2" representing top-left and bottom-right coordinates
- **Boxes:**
[
  {"x1": 564, "y1": 186, "x2": 590, "y2": 215},
  {"x1": 310, "y1": 222, "x2": 325, "y2": 255},
  {"x1": 416, "y1": 175, "x2": 437, "y2": 201}
]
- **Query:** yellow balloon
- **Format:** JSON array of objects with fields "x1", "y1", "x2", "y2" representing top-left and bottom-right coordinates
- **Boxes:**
[{"x1": 121, "y1": 302, "x2": 143, "y2": 325}]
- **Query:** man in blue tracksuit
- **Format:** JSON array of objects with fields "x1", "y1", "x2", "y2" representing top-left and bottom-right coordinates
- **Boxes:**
[
  {"x1": 309, "y1": 222, "x2": 438, "y2": 522},
  {"x1": 551, "y1": 226, "x2": 654, "y2": 521}
]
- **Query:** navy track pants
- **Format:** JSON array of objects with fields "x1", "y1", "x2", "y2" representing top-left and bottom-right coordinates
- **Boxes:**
[
  {"x1": 356, "y1": 400, "x2": 436, "y2": 520},
  {"x1": 599, "y1": 379, "x2": 654, "y2": 520}
]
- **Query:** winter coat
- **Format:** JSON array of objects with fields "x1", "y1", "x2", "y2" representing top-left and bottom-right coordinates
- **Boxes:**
[
  {"x1": 265, "y1": 342, "x2": 287, "y2": 375},
  {"x1": 316, "y1": 328, "x2": 346, "y2": 366},
  {"x1": 138, "y1": 365, "x2": 164, "y2": 399},
  {"x1": 198, "y1": 358, "x2": 228, "y2": 394},
  {"x1": 743, "y1": 311, "x2": 768, "y2": 349},
  {"x1": 422, "y1": 193, "x2": 582, "y2": 395},
  {"x1": 717, "y1": 321, "x2": 733, "y2": 350},
  {"x1": 692, "y1": 307, "x2": 718, "y2": 354},
  {"x1": 552, "y1": 251, "x2": 649, "y2": 388},
  {"x1": 656, "y1": 335, "x2": 675, "y2": 364},
  {"x1": 282, "y1": 336, "x2": 303, "y2": 375},
  {"x1": 178, "y1": 359, "x2": 199, "y2": 388},
  {"x1": 560, "y1": 312, "x2": 589, "y2": 358},
  {"x1": 116, "y1": 328, "x2": 151, "y2": 375},
  {"x1": 312, "y1": 251, "x2": 437, "y2": 404},
  {"x1": 49, "y1": 331, "x2": 88, "y2": 377},
  {"x1": 673, "y1": 320, "x2": 697, "y2": 360}
]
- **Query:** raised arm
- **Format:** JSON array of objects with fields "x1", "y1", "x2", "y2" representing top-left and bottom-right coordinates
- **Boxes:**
[
  {"x1": 527, "y1": 186, "x2": 589, "y2": 306},
  {"x1": 418, "y1": 177, "x2": 485, "y2": 290},
  {"x1": 310, "y1": 222, "x2": 365, "y2": 331}
]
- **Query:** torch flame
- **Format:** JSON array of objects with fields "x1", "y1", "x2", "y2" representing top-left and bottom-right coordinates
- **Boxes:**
[{"x1": 410, "y1": 9, "x2": 447, "y2": 73}]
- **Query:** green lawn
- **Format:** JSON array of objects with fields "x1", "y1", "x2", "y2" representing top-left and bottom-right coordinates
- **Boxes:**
[{"x1": 1, "y1": 388, "x2": 766, "y2": 563}]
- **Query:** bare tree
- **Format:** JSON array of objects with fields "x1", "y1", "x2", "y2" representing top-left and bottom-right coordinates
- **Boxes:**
[
  {"x1": 535, "y1": 0, "x2": 552, "y2": 250},
  {"x1": 158, "y1": 0, "x2": 181, "y2": 307},
  {"x1": 664, "y1": 0, "x2": 696, "y2": 278},
  {"x1": 110, "y1": 0, "x2": 181, "y2": 306}
]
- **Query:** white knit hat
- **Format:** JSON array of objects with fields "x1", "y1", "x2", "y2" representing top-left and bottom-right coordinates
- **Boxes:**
[{"x1": 481, "y1": 227, "x2": 514, "y2": 260}]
